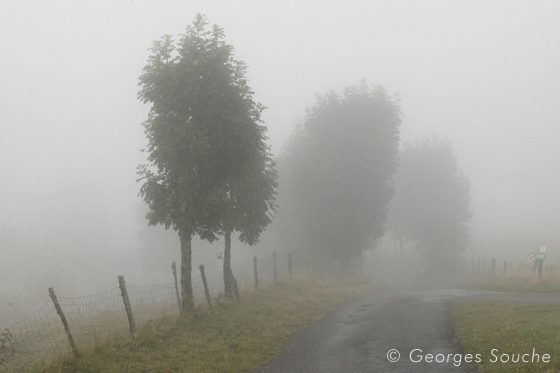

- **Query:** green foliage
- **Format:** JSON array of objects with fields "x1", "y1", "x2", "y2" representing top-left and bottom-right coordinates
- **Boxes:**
[
  {"x1": 137, "y1": 14, "x2": 276, "y2": 309},
  {"x1": 0, "y1": 329, "x2": 13, "y2": 366},
  {"x1": 137, "y1": 13, "x2": 271, "y2": 240},
  {"x1": 277, "y1": 81, "x2": 401, "y2": 265},
  {"x1": 387, "y1": 136, "x2": 471, "y2": 272}
]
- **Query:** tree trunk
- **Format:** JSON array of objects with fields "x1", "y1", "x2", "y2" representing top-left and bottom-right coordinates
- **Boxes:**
[
  {"x1": 180, "y1": 231, "x2": 194, "y2": 312},
  {"x1": 223, "y1": 229, "x2": 233, "y2": 300}
]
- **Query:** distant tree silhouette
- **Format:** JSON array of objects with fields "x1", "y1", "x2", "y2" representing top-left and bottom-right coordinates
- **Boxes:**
[
  {"x1": 277, "y1": 81, "x2": 401, "y2": 268},
  {"x1": 387, "y1": 136, "x2": 472, "y2": 273}
]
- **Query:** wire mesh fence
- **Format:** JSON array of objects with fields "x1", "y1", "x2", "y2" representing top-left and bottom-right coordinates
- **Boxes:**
[{"x1": 0, "y1": 251, "x2": 294, "y2": 372}]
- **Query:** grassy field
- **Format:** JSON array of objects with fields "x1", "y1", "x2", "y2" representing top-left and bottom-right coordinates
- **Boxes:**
[
  {"x1": 453, "y1": 301, "x2": 560, "y2": 372},
  {"x1": 456, "y1": 271, "x2": 560, "y2": 371},
  {"x1": 32, "y1": 276, "x2": 377, "y2": 373},
  {"x1": 462, "y1": 275, "x2": 560, "y2": 293}
]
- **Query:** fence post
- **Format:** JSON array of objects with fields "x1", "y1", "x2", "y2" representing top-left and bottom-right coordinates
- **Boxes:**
[
  {"x1": 538, "y1": 260, "x2": 543, "y2": 279},
  {"x1": 48, "y1": 287, "x2": 79, "y2": 357},
  {"x1": 532, "y1": 260, "x2": 538, "y2": 274},
  {"x1": 118, "y1": 276, "x2": 136, "y2": 335},
  {"x1": 253, "y1": 256, "x2": 258, "y2": 291},
  {"x1": 517, "y1": 261, "x2": 523, "y2": 273},
  {"x1": 199, "y1": 265, "x2": 213, "y2": 309},
  {"x1": 232, "y1": 274, "x2": 241, "y2": 302},
  {"x1": 172, "y1": 262, "x2": 182, "y2": 313},
  {"x1": 273, "y1": 251, "x2": 277, "y2": 284},
  {"x1": 288, "y1": 253, "x2": 293, "y2": 280}
]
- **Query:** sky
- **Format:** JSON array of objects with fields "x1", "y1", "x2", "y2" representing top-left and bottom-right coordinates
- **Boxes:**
[{"x1": 1, "y1": 0, "x2": 560, "y2": 274}]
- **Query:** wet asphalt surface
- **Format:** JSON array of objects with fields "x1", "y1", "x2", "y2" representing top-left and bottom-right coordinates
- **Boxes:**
[{"x1": 253, "y1": 278, "x2": 560, "y2": 373}]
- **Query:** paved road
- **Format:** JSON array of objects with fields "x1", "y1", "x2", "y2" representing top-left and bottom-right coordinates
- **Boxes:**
[{"x1": 254, "y1": 278, "x2": 560, "y2": 373}]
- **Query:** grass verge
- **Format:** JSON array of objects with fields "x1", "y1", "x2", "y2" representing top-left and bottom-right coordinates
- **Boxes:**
[
  {"x1": 33, "y1": 276, "x2": 377, "y2": 373},
  {"x1": 453, "y1": 301, "x2": 560, "y2": 372},
  {"x1": 461, "y1": 277, "x2": 560, "y2": 293}
]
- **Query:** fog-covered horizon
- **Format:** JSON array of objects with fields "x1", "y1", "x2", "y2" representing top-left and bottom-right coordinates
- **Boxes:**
[{"x1": 2, "y1": 0, "x2": 560, "y2": 287}]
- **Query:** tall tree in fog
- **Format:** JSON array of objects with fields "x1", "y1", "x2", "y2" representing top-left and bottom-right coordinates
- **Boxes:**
[
  {"x1": 220, "y1": 154, "x2": 277, "y2": 300},
  {"x1": 387, "y1": 136, "x2": 471, "y2": 273},
  {"x1": 137, "y1": 14, "x2": 273, "y2": 311},
  {"x1": 278, "y1": 82, "x2": 401, "y2": 267}
]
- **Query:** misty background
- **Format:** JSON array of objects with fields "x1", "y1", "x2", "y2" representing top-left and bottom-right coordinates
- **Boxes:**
[{"x1": 1, "y1": 1, "x2": 559, "y2": 321}]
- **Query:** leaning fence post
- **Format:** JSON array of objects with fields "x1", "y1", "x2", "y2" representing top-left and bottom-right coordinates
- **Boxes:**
[
  {"x1": 118, "y1": 276, "x2": 136, "y2": 335},
  {"x1": 199, "y1": 265, "x2": 213, "y2": 309},
  {"x1": 273, "y1": 251, "x2": 277, "y2": 284},
  {"x1": 288, "y1": 253, "x2": 293, "y2": 280},
  {"x1": 49, "y1": 287, "x2": 79, "y2": 357},
  {"x1": 253, "y1": 256, "x2": 258, "y2": 291},
  {"x1": 232, "y1": 274, "x2": 241, "y2": 302},
  {"x1": 172, "y1": 262, "x2": 182, "y2": 313}
]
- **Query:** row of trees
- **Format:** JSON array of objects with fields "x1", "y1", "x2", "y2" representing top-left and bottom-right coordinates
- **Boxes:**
[
  {"x1": 137, "y1": 15, "x2": 276, "y2": 311},
  {"x1": 137, "y1": 15, "x2": 472, "y2": 312},
  {"x1": 275, "y1": 83, "x2": 402, "y2": 269},
  {"x1": 274, "y1": 88, "x2": 471, "y2": 272},
  {"x1": 386, "y1": 137, "x2": 472, "y2": 272}
]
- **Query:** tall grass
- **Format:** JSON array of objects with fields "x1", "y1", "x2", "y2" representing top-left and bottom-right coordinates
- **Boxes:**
[
  {"x1": 32, "y1": 276, "x2": 377, "y2": 373},
  {"x1": 462, "y1": 262, "x2": 560, "y2": 293}
]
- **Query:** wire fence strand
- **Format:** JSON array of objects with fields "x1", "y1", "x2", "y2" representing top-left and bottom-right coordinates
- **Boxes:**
[{"x1": 0, "y1": 252, "x2": 293, "y2": 372}]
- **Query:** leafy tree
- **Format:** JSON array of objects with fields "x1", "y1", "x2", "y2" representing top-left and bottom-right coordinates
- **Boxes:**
[
  {"x1": 276, "y1": 82, "x2": 401, "y2": 268},
  {"x1": 387, "y1": 136, "x2": 472, "y2": 273},
  {"x1": 137, "y1": 14, "x2": 270, "y2": 311},
  {"x1": 220, "y1": 152, "x2": 277, "y2": 300}
]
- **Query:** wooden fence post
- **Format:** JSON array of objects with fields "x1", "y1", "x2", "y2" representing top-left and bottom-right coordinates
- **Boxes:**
[
  {"x1": 199, "y1": 265, "x2": 212, "y2": 309},
  {"x1": 273, "y1": 251, "x2": 277, "y2": 284},
  {"x1": 49, "y1": 287, "x2": 79, "y2": 357},
  {"x1": 253, "y1": 256, "x2": 258, "y2": 291},
  {"x1": 118, "y1": 275, "x2": 136, "y2": 335},
  {"x1": 532, "y1": 260, "x2": 538, "y2": 274},
  {"x1": 172, "y1": 262, "x2": 182, "y2": 313},
  {"x1": 232, "y1": 275, "x2": 241, "y2": 302},
  {"x1": 288, "y1": 253, "x2": 293, "y2": 280}
]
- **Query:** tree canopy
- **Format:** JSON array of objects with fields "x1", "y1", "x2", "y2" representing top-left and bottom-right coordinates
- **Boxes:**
[
  {"x1": 137, "y1": 14, "x2": 275, "y2": 310},
  {"x1": 276, "y1": 82, "x2": 401, "y2": 267},
  {"x1": 387, "y1": 136, "x2": 472, "y2": 273}
]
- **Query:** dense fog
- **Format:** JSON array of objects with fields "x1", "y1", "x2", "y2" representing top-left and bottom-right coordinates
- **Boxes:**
[{"x1": 1, "y1": 1, "x2": 559, "y2": 323}]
